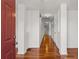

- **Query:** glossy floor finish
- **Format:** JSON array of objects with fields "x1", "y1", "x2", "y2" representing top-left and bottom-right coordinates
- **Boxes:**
[
  {"x1": 16, "y1": 48, "x2": 78, "y2": 59},
  {"x1": 16, "y1": 34, "x2": 78, "y2": 59}
]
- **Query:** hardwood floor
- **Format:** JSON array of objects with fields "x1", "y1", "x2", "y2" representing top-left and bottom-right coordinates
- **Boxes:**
[
  {"x1": 16, "y1": 34, "x2": 78, "y2": 59},
  {"x1": 16, "y1": 48, "x2": 78, "y2": 59}
]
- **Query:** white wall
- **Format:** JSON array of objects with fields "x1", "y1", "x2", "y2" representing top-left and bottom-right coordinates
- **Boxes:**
[
  {"x1": 51, "y1": 22, "x2": 54, "y2": 38},
  {"x1": 54, "y1": 4, "x2": 67, "y2": 55},
  {"x1": 54, "y1": 4, "x2": 78, "y2": 55},
  {"x1": 60, "y1": 4, "x2": 67, "y2": 55},
  {"x1": 67, "y1": 10, "x2": 78, "y2": 48},
  {"x1": 16, "y1": 6, "x2": 40, "y2": 53},
  {"x1": 16, "y1": 4, "x2": 25, "y2": 54},
  {"x1": 54, "y1": 12, "x2": 60, "y2": 49},
  {"x1": 25, "y1": 10, "x2": 40, "y2": 49},
  {"x1": 40, "y1": 22, "x2": 45, "y2": 45}
]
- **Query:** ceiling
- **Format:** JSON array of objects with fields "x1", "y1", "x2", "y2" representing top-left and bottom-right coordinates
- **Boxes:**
[{"x1": 17, "y1": 0, "x2": 78, "y2": 13}]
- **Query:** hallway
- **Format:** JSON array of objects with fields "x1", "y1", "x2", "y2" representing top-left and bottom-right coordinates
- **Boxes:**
[{"x1": 16, "y1": 0, "x2": 78, "y2": 58}]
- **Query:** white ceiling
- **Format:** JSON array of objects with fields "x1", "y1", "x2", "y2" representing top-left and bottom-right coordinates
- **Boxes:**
[{"x1": 17, "y1": 0, "x2": 78, "y2": 13}]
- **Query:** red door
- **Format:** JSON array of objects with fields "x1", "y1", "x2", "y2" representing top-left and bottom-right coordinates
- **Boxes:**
[{"x1": 1, "y1": 0, "x2": 15, "y2": 59}]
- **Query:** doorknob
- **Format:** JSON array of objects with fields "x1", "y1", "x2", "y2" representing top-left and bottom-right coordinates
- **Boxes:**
[{"x1": 15, "y1": 42, "x2": 18, "y2": 45}]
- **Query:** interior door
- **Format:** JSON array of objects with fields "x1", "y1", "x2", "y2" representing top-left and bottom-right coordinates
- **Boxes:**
[{"x1": 1, "y1": 0, "x2": 15, "y2": 59}]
